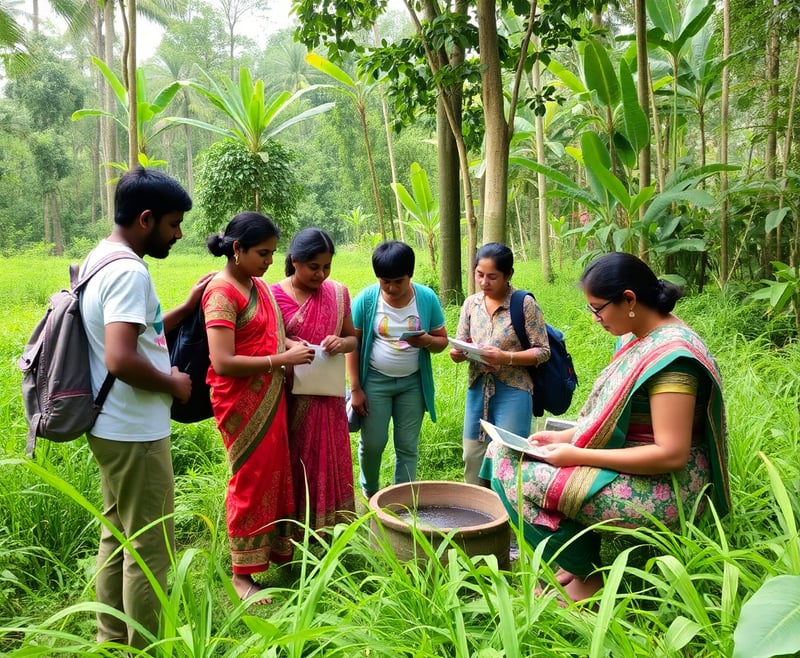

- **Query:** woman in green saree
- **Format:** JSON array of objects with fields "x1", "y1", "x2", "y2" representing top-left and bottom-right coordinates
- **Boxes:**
[{"x1": 481, "y1": 253, "x2": 729, "y2": 602}]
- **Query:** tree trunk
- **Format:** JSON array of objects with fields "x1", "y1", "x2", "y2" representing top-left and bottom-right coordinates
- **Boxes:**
[
  {"x1": 102, "y1": 1, "x2": 117, "y2": 219},
  {"x1": 43, "y1": 196, "x2": 51, "y2": 246},
  {"x1": 50, "y1": 192, "x2": 64, "y2": 257},
  {"x1": 358, "y1": 106, "x2": 387, "y2": 241},
  {"x1": 126, "y1": 0, "x2": 138, "y2": 168},
  {"x1": 374, "y1": 24, "x2": 406, "y2": 243},
  {"x1": 719, "y1": 0, "x2": 730, "y2": 284},
  {"x1": 183, "y1": 92, "x2": 194, "y2": 194},
  {"x1": 777, "y1": 31, "x2": 800, "y2": 267},
  {"x1": 635, "y1": 0, "x2": 652, "y2": 260},
  {"x1": 437, "y1": 94, "x2": 463, "y2": 303},
  {"x1": 531, "y1": 51, "x2": 552, "y2": 283},
  {"x1": 430, "y1": 0, "x2": 464, "y2": 303},
  {"x1": 382, "y1": 94, "x2": 405, "y2": 242},
  {"x1": 763, "y1": 20, "x2": 780, "y2": 274},
  {"x1": 477, "y1": 0, "x2": 508, "y2": 245}
]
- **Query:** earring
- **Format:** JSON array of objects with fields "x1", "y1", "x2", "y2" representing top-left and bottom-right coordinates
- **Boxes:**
[
  {"x1": 628, "y1": 309, "x2": 636, "y2": 318},
  {"x1": 234, "y1": 253, "x2": 240, "y2": 266}
]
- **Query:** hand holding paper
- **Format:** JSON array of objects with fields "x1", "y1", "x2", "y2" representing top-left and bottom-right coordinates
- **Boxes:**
[
  {"x1": 291, "y1": 344, "x2": 346, "y2": 397},
  {"x1": 448, "y1": 337, "x2": 490, "y2": 364}
]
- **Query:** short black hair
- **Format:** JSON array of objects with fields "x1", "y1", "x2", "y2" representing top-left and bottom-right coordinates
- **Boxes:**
[
  {"x1": 114, "y1": 167, "x2": 192, "y2": 226},
  {"x1": 372, "y1": 241, "x2": 415, "y2": 278},
  {"x1": 206, "y1": 212, "x2": 280, "y2": 259},
  {"x1": 580, "y1": 252, "x2": 683, "y2": 314},
  {"x1": 285, "y1": 228, "x2": 336, "y2": 275}
]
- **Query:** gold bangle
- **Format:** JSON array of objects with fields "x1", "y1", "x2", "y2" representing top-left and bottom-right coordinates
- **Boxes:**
[
  {"x1": 267, "y1": 356, "x2": 273, "y2": 372},
  {"x1": 509, "y1": 352, "x2": 513, "y2": 366}
]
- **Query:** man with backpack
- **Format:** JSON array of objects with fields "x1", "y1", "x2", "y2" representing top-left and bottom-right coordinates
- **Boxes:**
[{"x1": 79, "y1": 168, "x2": 209, "y2": 649}]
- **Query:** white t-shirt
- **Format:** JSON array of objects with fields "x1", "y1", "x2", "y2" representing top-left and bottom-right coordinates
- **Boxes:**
[
  {"x1": 79, "y1": 240, "x2": 172, "y2": 441},
  {"x1": 369, "y1": 294, "x2": 422, "y2": 378}
]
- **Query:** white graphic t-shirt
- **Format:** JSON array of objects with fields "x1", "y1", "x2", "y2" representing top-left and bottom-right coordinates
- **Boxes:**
[
  {"x1": 369, "y1": 294, "x2": 422, "y2": 378},
  {"x1": 79, "y1": 240, "x2": 172, "y2": 441}
]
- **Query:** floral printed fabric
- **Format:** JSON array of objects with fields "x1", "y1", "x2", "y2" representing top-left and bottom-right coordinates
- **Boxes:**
[
  {"x1": 455, "y1": 285, "x2": 550, "y2": 393},
  {"x1": 491, "y1": 442, "x2": 711, "y2": 533}
]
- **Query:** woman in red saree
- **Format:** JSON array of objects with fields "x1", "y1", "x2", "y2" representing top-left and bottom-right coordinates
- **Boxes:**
[
  {"x1": 482, "y1": 253, "x2": 729, "y2": 602},
  {"x1": 271, "y1": 228, "x2": 358, "y2": 531},
  {"x1": 203, "y1": 212, "x2": 315, "y2": 603}
]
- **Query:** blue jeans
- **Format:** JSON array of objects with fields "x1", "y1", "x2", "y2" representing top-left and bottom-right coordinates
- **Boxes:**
[
  {"x1": 462, "y1": 379, "x2": 532, "y2": 484},
  {"x1": 463, "y1": 378, "x2": 533, "y2": 439},
  {"x1": 358, "y1": 368, "x2": 425, "y2": 496}
]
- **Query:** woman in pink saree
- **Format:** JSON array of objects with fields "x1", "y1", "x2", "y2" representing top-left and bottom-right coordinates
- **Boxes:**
[
  {"x1": 203, "y1": 213, "x2": 315, "y2": 603},
  {"x1": 272, "y1": 228, "x2": 358, "y2": 531}
]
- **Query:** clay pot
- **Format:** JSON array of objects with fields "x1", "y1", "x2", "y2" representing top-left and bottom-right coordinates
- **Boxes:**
[{"x1": 368, "y1": 480, "x2": 511, "y2": 569}]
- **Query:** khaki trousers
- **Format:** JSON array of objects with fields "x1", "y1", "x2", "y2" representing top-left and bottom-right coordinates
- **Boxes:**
[
  {"x1": 88, "y1": 435, "x2": 174, "y2": 650},
  {"x1": 462, "y1": 437, "x2": 489, "y2": 486}
]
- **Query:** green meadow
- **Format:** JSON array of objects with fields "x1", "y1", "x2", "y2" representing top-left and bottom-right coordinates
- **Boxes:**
[{"x1": 1, "y1": 248, "x2": 799, "y2": 657}]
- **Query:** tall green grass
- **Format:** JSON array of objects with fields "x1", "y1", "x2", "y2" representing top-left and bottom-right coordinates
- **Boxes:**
[{"x1": 1, "y1": 252, "x2": 799, "y2": 656}]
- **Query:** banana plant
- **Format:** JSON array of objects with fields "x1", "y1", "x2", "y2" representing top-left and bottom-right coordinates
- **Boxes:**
[
  {"x1": 511, "y1": 142, "x2": 729, "y2": 260},
  {"x1": 338, "y1": 206, "x2": 375, "y2": 247},
  {"x1": 167, "y1": 66, "x2": 334, "y2": 155},
  {"x1": 72, "y1": 56, "x2": 182, "y2": 164},
  {"x1": 645, "y1": 0, "x2": 716, "y2": 174},
  {"x1": 391, "y1": 162, "x2": 439, "y2": 270},
  {"x1": 548, "y1": 38, "x2": 649, "y2": 179}
]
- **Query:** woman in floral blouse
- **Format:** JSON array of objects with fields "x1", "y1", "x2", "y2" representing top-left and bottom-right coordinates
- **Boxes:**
[{"x1": 449, "y1": 243, "x2": 550, "y2": 485}]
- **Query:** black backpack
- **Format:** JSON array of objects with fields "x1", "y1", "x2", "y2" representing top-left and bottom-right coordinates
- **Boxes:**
[
  {"x1": 166, "y1": 301, "x2": 214, "y2": 423},
  {"x1": 509, "y1": 290, "x2": 578, "y2": 417},
  {"x1": 18, "y1": 253, "x2": 138, "y2": 457}
]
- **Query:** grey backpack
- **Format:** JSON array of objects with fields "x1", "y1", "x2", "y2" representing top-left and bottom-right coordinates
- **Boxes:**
[{"x1": 18, "y1": 253, "x2": 138, "y2": 457}]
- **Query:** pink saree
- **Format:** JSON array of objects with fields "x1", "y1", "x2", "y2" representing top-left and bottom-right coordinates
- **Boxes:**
[
  {"x1": 272, "y1": 279, "x2": 356, "y2": 530},
  {"x1": 203, "y1": 278, "x2": 295, "y2": 574}
]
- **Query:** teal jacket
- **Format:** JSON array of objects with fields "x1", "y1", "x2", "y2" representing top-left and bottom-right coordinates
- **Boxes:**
[{"x1": 351, "y1": 283, "x2": 445, "y2": 422}]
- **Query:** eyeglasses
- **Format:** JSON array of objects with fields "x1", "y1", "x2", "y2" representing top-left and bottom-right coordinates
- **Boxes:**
[{"x1": 586, "y1": 300, "x2": 613, "y2": 318}]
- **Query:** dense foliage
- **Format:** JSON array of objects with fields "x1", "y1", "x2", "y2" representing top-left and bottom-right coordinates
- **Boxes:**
[{"x1": 193, "y1": 139, "x2": 303, "y2": 235}]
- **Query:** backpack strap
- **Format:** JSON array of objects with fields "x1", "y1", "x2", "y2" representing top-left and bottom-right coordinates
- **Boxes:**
[
  {"x1": 510, "y1": 289, "x2": 534, "y2": 351},
  {"x1": 73, "y1": 251, "x2": 141, "y2": 418},
  {"x1": 72, "y1": 251, "x2": 141, "y2": 293}
]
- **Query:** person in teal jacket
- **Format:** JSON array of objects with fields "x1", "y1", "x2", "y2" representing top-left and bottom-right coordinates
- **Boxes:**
[{"x1": 346, "y1": 241, "x2": 448, "y2": 498}]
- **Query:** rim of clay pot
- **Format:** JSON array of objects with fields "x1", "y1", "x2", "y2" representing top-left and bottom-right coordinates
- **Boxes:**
[{"x1": 368, "y1": 480, "x2": 510, "y2": 533}]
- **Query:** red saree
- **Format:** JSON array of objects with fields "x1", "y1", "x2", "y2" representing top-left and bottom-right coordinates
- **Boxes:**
[
  {"x1": 272, "y1": 279, "x2": 355, "y2": 530},
  {"x1": 203, "y1": 277, "x2": 294, "y2": 574}
]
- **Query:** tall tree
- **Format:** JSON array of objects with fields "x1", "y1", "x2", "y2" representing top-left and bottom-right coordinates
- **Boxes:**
[
  {"x1": 635, "y1": 0, "x2": 651, "y2": 260},
  {"x1": 6, "y1": 35, "x2": 87, "y2": 253},
  {"x1": 215, "y1": 0, "x2": 267, "y2": 77},
  {"x1": 477, "y1": 0, "x2": 509, "y2": 244},
  {"x1": 719, "y1": 0, "x2": 730, "y2": 283},
  {"x1": 294, "y1": 0, "x2": 471, "y2": 299}
]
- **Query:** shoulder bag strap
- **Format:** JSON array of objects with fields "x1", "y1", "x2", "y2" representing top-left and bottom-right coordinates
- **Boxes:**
[
  {"x1": 73, "y1": 252, "x2": 141, "y2": 293},
  {"x1": 73, "y1": 250, "x2": 141, "y2": 409},
  {"x1": 510, "y1": 290, "x2": 533, "y2": 351}
]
